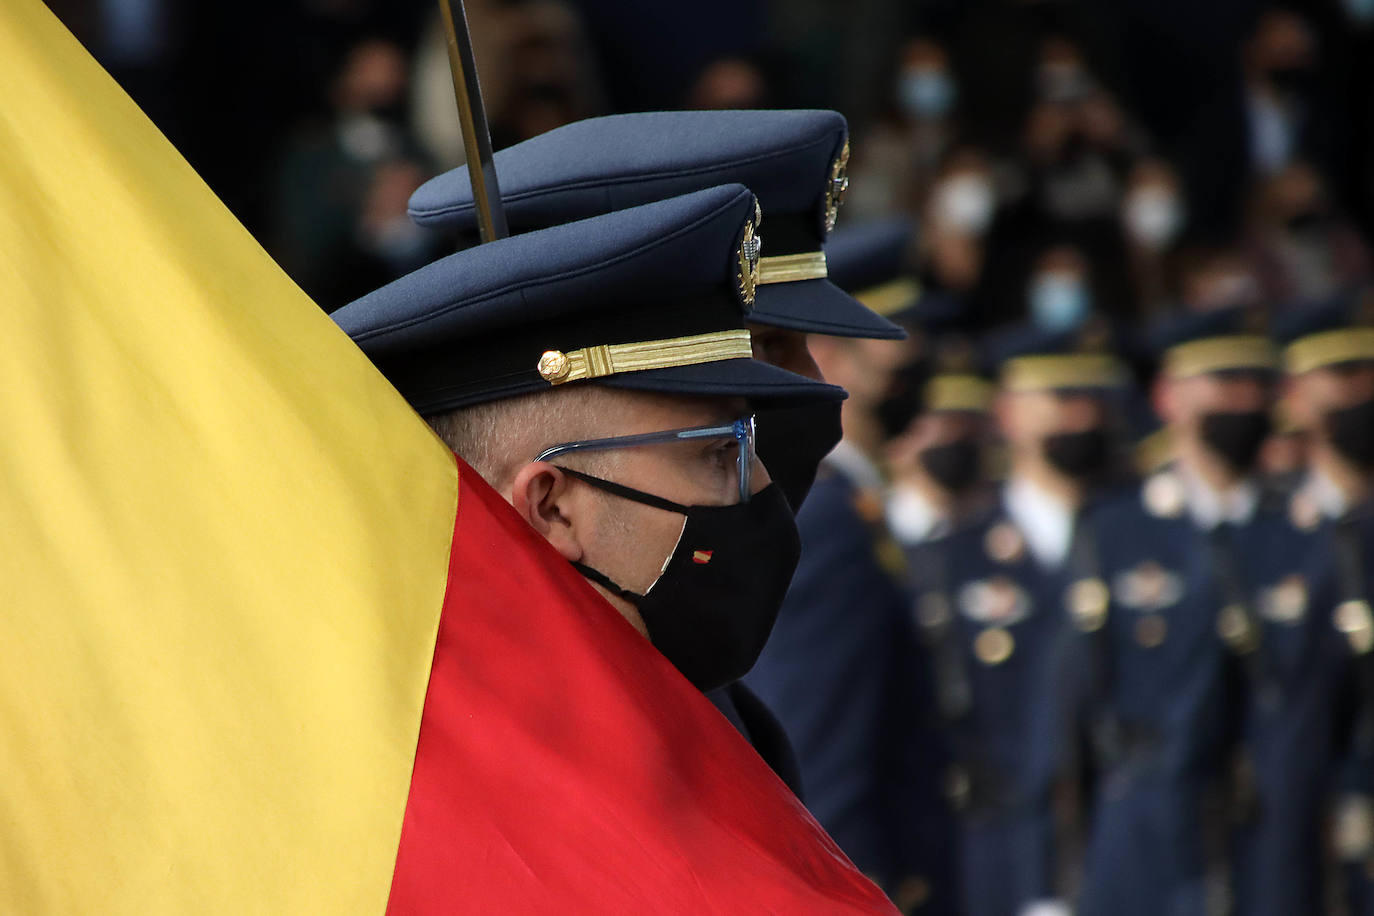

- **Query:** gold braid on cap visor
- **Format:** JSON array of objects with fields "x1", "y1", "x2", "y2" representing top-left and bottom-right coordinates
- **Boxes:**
[
  {"x1": 756, "y1": 251, "x2": 829, "y2": 285},
  {"x1": 1000, "y1": 354, "x2": 1128, "y2": 392},
  {"x1": 926, "y1": 374, "x2": 994, "y2": 412},
  {"x1": 1163, "y1": 335, "x2": 1277, "y2": 378},
  {"x1": 1284, "y1": 328, "x2": 1374, "y2": 374},
  {"x1": 536, "y1": 329, "x2": 753, "y2": 385},
  {"x1": 854, "y1": 278, "x2": 921, "y2": 317}
]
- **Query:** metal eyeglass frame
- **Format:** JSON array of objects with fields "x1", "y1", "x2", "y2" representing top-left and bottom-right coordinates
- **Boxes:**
[{"x1": 533, "y1": 415, "x2": 757, "y2": 503}]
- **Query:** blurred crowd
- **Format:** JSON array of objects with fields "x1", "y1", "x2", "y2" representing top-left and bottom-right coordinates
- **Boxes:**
[{"x1": 48, "y1": 0, "x2": 1374, "y2": 319}]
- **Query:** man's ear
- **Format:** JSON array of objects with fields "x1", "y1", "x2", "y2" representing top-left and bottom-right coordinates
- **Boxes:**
[
  {"x1": 1151, "y1": 376, "x2": 1174, "y2": 425},
  {"x1": 509, "y1": 462, "x2": 585, "y2": 563},
  {"x1": 992, "y1": 391, "x2": 1018, "y2": 443}
]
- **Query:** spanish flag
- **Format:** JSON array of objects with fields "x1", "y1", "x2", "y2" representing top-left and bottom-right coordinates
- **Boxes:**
[{"x1": 0, "y1": 3, "x2": 895, "y2": 913}]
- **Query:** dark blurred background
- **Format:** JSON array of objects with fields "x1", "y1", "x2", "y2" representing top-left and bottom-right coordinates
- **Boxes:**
[{"x1": 44, "y1": 0, "x2": 1374, "y2": 321}]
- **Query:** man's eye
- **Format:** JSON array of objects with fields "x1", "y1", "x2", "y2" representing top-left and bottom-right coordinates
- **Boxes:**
[{"x1": 708, "y1": 440, "x2": 738, "y2": 468}]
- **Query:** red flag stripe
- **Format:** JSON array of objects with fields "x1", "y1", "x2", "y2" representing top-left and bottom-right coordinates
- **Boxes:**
[{"x1": 386, "y1": 456, "x2": 897, "y2": 914}]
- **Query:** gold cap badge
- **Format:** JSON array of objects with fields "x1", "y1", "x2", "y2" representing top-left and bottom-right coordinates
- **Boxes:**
[
  {"x1": 823, "y1": 139, "x2": 850, "y2": 234},
  {"x1": 737, "y1": 212, "x2": 761, "y2": 308}
]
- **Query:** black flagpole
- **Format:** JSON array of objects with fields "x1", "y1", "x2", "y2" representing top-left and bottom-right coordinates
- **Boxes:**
[{"x1": 437, "y1": 0, "x2": 508, "y2": 243}]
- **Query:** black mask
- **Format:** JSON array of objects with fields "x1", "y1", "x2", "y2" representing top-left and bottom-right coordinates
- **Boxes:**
[
  {"x1": 1268, "y1": 65, "x2": 1313, "y2": 95},
  {"x1": 919, "y1": 437, "x2": 982, "y2": 494},
  {"x1": 755, "y1": 402, "x2": 843, "y2": 511},
  {"x1": 1043, "y1": 427, "x2": 1111, "y2": 480},
  {"x1": 560, "y1": 470, "x2": 801, "y2": 692},
  {"x1": 1200, "y1": 410, "x2": 1272, "y2": 472},
  {"x1": 875, "y1": 360, "x2": 931, "y2": 441},
  {"x1": 1285, "y1": 208, "x2": 1327, "y2": 234},
  {"x1": 1327, "y1": 398, "x2": 1374, "y2": 470}
]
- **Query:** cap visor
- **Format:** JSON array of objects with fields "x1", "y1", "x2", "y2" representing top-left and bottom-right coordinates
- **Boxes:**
[
  {"x1": 749, "y1": 278, "x2": 906, "y2": 340},
  {"x1": 602, "y1": 357, "x2": 846, "y2": 405}
]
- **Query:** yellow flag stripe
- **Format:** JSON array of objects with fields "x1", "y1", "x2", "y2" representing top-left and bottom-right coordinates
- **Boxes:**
[{"x1": 0, "y1": 3, "x2": 456, "y2": 913}]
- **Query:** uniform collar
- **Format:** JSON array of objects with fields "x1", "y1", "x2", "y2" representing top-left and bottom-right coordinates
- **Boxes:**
[
  {"x1": 822, "y1": 438, "x2": 885, "y2": 492},
  {"x1": 1175, "y1": 463, "x2": 1260, "y2": 529},
  {"x1": 1300, "y1": 467, "x2": 1352, "y2": 521},
  {"x1": 1003, "y1": 476, "x2": 1075, "y2": 569},
  {"x1": 885, "y1": 484, "x2": 947, "y2": 546}
]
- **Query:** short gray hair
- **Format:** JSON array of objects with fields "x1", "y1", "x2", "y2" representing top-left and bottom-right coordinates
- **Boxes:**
[{"x1": 426, "y1": 386, "x2": 630, "y2": 487}]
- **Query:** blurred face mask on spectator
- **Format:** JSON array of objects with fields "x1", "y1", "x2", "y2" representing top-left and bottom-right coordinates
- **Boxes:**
[
  {"x1": 1029, "y1": 270, "x2": 1091, "y2": 332},
  {"x1": 898, "y1": 66, "x2": 956, "y2": 119},
  {"x1": 933, "y1": 173, "x2": 995, "y2": 236},
  {"x1": 1123, "y1": 185, "x2": 1183, "y2": 249}
]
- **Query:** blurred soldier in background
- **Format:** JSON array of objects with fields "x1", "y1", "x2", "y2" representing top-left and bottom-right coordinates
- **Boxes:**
[
  {"x1": 1143, "y1": 306, "x2": 1348, "y2": 915},
  {"x1": 745, "y1": 217, "x2": 959, "y2": 912},
  {"x1": 1277, "y1": 296, "x2": 1374, "y2": 914},
  {"x1": 1030, "y1": 328, "x2": 1225, "y2": 916},
  {"x1": 905, "y1": 324, "x2": 1129, "y2": 916}
]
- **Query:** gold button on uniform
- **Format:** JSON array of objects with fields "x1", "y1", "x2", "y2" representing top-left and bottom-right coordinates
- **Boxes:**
[
  {"x1": 917, "y1": 592, "x2": 951, "y2": 630},
  {"x1": 945, "y1": 766, "x2": 971, "y2": 808},
  {"x1": 895, "y1": 875, "x2": 931, "y2": 912},
  {"x1": 974, "y1": 626, "x2": 1015, "y2": 665},
  {"x1": 1289, "y1": 492, "x2": 1321, "y2": 532},
  {"x1": 985, "y1": 522, "x2": 1025, "y2": 564},
  {"x1": 1135, "y1": 613, "x2": 1168, "y2": 648},
  {"x1": 1143, "y1": 472, "x2": 1185, "y2": 519},
  {"x1": 1335, "y1": 600, "x2": 1374, "y2": 655},
  {"x1": 1217, "y1": 604, "x2": 1259, "y2": 654},
  {"x1": 1068, "y1": 578, "x2": 1110, "y2": 632}
]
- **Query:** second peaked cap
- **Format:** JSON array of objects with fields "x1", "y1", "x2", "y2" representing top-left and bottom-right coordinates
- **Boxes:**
[
  {"x1": 408, "y1": 109, "x2": 903, "y2": 340},
  {"x1": 333, "y1": 184, "x2": 844, "y2": 414}
]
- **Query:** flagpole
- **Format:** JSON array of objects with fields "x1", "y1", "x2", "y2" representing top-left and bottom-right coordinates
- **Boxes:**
[{"x1": 437, "y1": 0, "x2": 508, "y2": 243}]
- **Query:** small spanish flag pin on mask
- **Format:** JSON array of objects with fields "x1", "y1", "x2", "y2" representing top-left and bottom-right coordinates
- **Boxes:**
[{"x1": 692, "y1": 550, "x2": 714, "y2": 565}]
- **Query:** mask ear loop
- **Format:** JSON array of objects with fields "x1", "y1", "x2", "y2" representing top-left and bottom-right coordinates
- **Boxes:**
[{"x1": 570, "y1": 561, "x2": 646, "y2": 605}]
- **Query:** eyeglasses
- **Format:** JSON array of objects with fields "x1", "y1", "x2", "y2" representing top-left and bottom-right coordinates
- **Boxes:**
[{"x1": 534, "y1": 415, "x2": 757, "y2": 503}]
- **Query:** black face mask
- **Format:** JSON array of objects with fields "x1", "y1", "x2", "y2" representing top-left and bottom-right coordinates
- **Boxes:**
[
  {"x1": 754, "y1": 402, "x2": 843, "y2": 511},
  {"x1": 1200, "y1": 410, "x2": 1272, "y2": 473},
  {"x1": 875, "y1": 360, "x2": 931, "y2": 441},
  {"x1": 1268, "y1": 65, "x2": 1313, "y2": 95},
  {"x1": 1043, "y1": 427, "x2": 1111, "y2": 480},
  {"x1": 559, "y1": 469, "x2": 801, "y2": 692},
  {"x1": 1327, "y1": 398, "x2": 1374, "y2": 470},
  {"x1": 919, "y1": 437, "x2": 982, "y2": 494}
]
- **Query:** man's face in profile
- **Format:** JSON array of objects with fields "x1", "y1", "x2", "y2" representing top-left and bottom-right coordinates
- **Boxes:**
[
  {"x1": 509, "y1": 391, "x2": 771, "y2": 628},
  {"x1": 564, "y1": 394, "x2": 766, "y2": 595}
]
